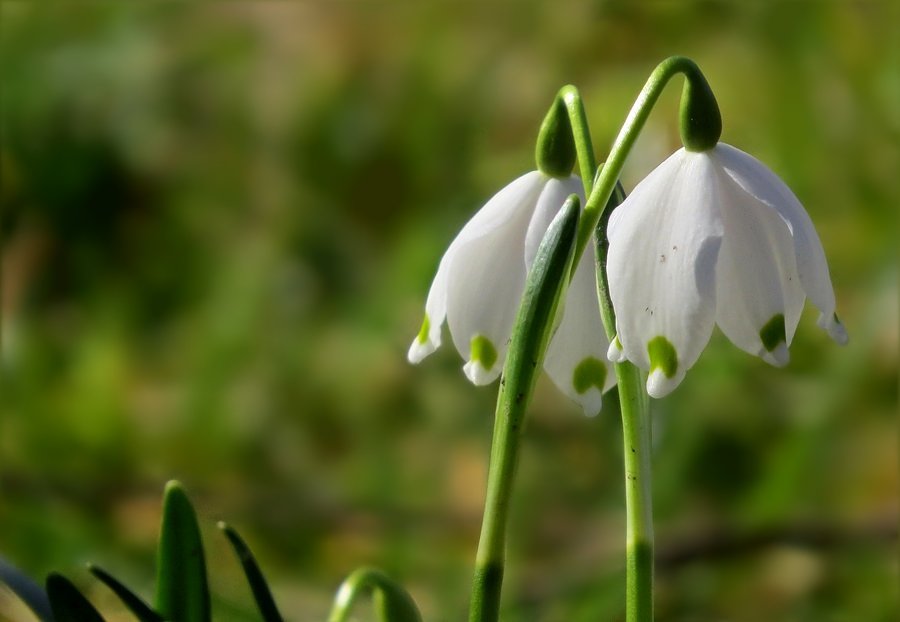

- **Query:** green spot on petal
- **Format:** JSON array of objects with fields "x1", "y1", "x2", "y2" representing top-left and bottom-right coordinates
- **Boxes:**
[
  {"x1": 759, "y1": 313, "x2": 786, "y2": 352},
  {"x1": 416, "y1": 315, "x2": 431, "y2": 344},
  {"x1": 470, "y1": 335, "x2": 497, "y2": 371},
  {"x1": 647, "y1": 336, "x2": 678, "y2": 379},
  {"x1": 572, "y1": 357, "x2": 607, "y2": 395},
  {"x1": 613, "y1": 335, "x2": 622, "y2": 350}
]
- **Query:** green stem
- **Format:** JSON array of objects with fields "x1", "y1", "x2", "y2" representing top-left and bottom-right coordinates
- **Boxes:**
[
  {"x1": 558, "y1": 85, "x2": 598, "y2": 195},
  {"x1": 469, "y1": 198, "x2": 581, "y2": 622},
  {"x1": 567, "y1": 56, "x2": 719, "y2": 622},
  {"x1": 592, "y1": 148, "x2": 655, "y2": 622},
  {"x1": 616, "y1": 360, "x2": 654, "y2": 622}
]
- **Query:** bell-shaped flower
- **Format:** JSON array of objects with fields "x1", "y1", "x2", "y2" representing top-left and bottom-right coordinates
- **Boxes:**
[
  {"x1": 606, "y1": 142, "x2": 847, "y2": 399},
  {"x1": 408, "y1": 171, "x2": 616, "y2": 416}
]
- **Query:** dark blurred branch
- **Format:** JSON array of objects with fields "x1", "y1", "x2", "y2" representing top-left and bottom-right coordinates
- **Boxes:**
[{"x1": 656, "y1": 513, "x2": 899, "y2": 569}]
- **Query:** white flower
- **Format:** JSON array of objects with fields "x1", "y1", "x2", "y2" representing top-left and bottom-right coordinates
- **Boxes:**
[
  {"x1": 606, "y1": 142, "x2": 848, "y2": 399},
  {"x1": 409, "y1": 171, "x2": 616, "y2": 416}
]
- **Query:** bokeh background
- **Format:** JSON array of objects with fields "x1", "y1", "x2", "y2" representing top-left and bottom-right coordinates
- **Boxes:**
[{"x1": 1, "y1": 2, "x2": 897, "y2": 621}]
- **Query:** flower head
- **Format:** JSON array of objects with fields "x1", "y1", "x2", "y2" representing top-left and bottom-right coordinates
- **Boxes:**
[
  {"x1": 409, "y1": 171, "x2": 615, "y2": 416},
  {"x1": 606, "y1": 142, "x2": 847, "y2": 398}
]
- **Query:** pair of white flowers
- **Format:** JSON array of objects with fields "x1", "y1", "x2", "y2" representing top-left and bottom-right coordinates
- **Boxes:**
[{"x1": 408, "y1": 142, "x2": 847, "y2": 415}]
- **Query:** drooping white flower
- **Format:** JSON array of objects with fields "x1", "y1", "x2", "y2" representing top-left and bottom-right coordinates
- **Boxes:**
[
  {"x1": 409, "y1": 171, "x2": 616, "y2": 416},
  {"x1": 606, "y1": 142, "x2": 847, "y2": 399}
]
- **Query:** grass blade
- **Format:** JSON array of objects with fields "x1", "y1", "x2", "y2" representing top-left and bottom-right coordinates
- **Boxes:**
[
  {"x1": 88, "y1": 564, "x2": 164, "y2": 622},
  {"x1": 46, "y1": 573, "x2": 104, "y2": 622},
  {"x1": 219, "y1": 522, "x2": 284, "y2": 622}
]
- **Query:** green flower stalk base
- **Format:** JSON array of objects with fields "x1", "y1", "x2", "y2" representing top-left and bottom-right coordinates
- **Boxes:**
[{"x1": 617, "y1": 361, "x2": 654, "y2": 622}]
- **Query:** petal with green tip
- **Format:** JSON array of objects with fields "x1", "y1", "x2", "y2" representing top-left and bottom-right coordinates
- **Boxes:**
[
  {"x1": 607, "y1": 149, "x2": 722, "y2": 391},
  {"x1": 712, "y1": 157, "x2": 804, "y2": 366},
  {"x1": 714, "y1": 143, "x2": 842, "y2": 338},
  {"x1": 543, "y1": 243, "x2": 614, "y2": 416}
]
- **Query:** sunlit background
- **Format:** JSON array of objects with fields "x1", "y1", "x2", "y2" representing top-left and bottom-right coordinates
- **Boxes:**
[{"x1": 1, "y1": 2, "x2": 897, "y2": 621}]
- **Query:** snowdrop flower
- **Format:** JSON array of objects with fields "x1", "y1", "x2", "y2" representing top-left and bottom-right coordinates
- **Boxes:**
[
  {"x1": 606, "y1": 142, "x2": 847, "y2": 399},
  {"x1": 408, "y1": 171, "x2": 616, "y2": 416}
]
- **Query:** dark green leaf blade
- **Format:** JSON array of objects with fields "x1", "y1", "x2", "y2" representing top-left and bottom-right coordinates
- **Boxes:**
[
  {"x1": 88, "y1": 564, "x2": 164, "y2": 622},
  {"x1": 46, "y1": 573, "x2": 104, "y2": 622},
  {"x1": 219, "y1": 522, "x2": 284, "y2": 622},
  {"x1": 155, "y1": 481, "x2": 210, "y2": 622},
  {"x1": 0, "y1": 556, "x2": 55, "y2": 622}
]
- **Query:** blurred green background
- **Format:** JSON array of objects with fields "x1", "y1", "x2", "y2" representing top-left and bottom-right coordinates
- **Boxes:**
[{"x1": 1, "y1": 2, "x2": 897, "y2": 621}]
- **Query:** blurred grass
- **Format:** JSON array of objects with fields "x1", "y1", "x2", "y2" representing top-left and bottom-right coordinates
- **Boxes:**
[{"x1": 1, "y1": 2, "x2": 897, "y2": 621}]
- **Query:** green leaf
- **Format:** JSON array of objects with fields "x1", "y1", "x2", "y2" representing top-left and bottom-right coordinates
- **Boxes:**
[
  {"x1": 218, "y1": 522, "x2": 284, "y2": 622},
  {"x1": 0, "y1": 556, "x2": 55, "y2": 622},
  {"x1": 89, "y1": 564, "x2": 165, "y2": 622},
  {"x1": 500, "y1": 193, "x2": 580, "y2": 414},
  {"x1": 46, "y1": 573, "x2": 105, "y2": 622},
  {"x1": 155, "y1": 481, "x2": 210, "y2": 622}
]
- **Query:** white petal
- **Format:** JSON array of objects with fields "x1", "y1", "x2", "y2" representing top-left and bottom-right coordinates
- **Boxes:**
[
  {"x1": 647, "y1": 367, "x2": 686, "y2": 399},
  {"x1": 607, "y1": 336, "x2": 627, "y2": 363},
  {"x1": 607, "y1": 149, "x2": 723, "y2": 397},
  {"x1": 464, "y1": 355, "x2": 498, "y2": 385},
  {"x1": 524, "y1": 175, "x2": 584, "y2": 267},
  {"x1": 407, "y1": 328, "x2": 437, "y2": 364},
  {"x1": 766, "y1": 342, "x2": 790, "y2": 367},
  {"x1": 712, "y1": 165, "x2": 805, "y2": 366},
  {"x1": 818, "y1": 312, "x2": 849, "y2": 345},
  {"x1": 453, "y1": 171, "x2": 548, "y2": 244},
  {"x1": 408, "y1": 258, "x2": 449, "y2": 364},
  {"x1": 409, "y1": 267, "x2": 448, "y2": 363},
  {"x1": 713, "y1": 143, "x2": 840, "y2": 327},
  {"x1": 445, "y1": 172, "x2": 547, "y2": 384},
  {"x1": 543, "y1": 243, "x2": 615, "y2": 416}
]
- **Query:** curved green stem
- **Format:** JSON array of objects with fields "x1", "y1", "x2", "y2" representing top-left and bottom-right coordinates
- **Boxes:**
[
  {"x1": 558, "y1": 85, "x2": 598, "y2": 195},
  {"x1": 469, "y1": 198, "x2": 581, "y2": 622},
  {"x1": 327, "y1": 567, "x2": 421, "y2": 622},
  {"x1": 575, "y1": 55, "x2": 717, "y2": 264}
]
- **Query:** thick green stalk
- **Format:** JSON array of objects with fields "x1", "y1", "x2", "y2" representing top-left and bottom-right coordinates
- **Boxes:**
[{"x1": 469, "y1": 198, "x2": 581, "y2": 622}]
